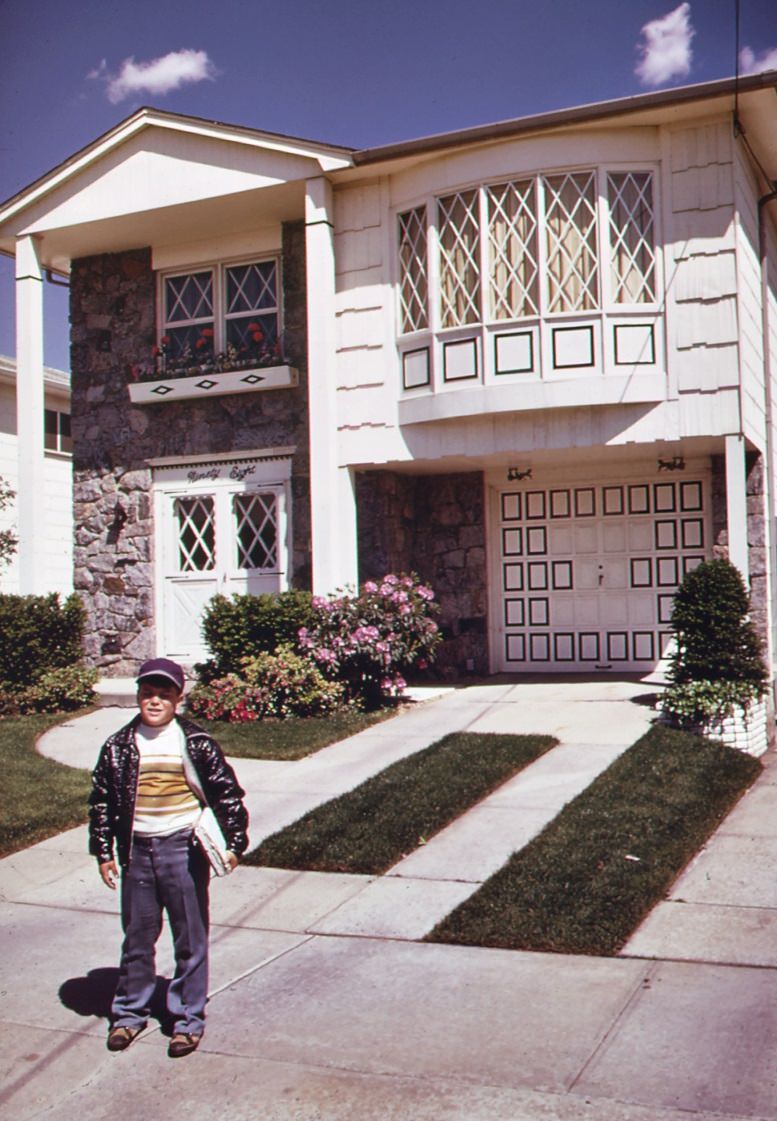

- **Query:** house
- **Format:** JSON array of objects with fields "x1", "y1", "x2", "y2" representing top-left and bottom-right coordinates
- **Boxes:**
[
  {"x1": 0, "y1": 354, "x2": 72, "y2": 596},
  {"x1": 0, "y1": 73, "x2": 775, "y2": 682}
]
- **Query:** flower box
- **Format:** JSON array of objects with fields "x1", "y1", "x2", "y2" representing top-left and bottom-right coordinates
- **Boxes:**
[{"x1": 128, "y1": 365, "x2": 298, "y2": 404}]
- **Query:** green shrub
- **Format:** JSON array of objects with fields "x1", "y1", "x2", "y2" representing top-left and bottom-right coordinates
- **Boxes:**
[
  {"x1": 199, "y1": 590, "x2": 315, "y2": 678},
  {"x1": 668, "y1": 559, "x2": 767, "y2": 686},
  {"x1": 16, "y1": 664, "x2": 99, "y2": 714},
  {"x1": 660, "y1": 679, "x2": 764, "y2": 729},
  {"x1": 662, "y1": 558, "x2": 768, "y2": 728},
  {"x1": 0, "y1": 593, "x2": 87, "y2": 689},
  {"x1": 187, "y1": 644, "x2": 345, "y2": 722}
]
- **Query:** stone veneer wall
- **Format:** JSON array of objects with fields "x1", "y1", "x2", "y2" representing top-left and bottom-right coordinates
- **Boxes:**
[
  {"x1": 70, "y1": 224, "x2": 310, "y2": 675},
  {"x1": 710, "y1": 451, "x2": 769, "y2": 648},
  {"x1": 356, "y1": 471, "x2": 488, "y2": 676}
]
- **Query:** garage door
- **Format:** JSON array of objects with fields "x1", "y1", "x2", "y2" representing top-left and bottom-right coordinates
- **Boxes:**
[{"x1": 494, "y1": 477, "x2": 707, "y2": 672}]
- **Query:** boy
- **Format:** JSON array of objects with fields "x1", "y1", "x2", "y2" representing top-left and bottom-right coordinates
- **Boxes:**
[{"x1": 89, "y1": 658, "x2": 249, "y2": 1058}]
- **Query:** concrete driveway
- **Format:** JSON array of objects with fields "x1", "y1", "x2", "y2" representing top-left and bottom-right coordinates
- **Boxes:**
[{"x1": 2, "y1": 679, "x2": 776, "y2": 1120}]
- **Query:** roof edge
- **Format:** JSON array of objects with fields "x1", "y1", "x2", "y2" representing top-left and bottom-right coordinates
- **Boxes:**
[{"x1": 353, "y1": 72, "x2": 777, "y2": 165}]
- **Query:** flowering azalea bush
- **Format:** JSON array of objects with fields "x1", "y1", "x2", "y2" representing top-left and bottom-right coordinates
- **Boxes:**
[
  {"x1": 130, "y1": 325, "x2": 290, "y2": 383},
  {"x1": 297, "y1": 573, "x2": 442, "y2": 708},
  {"x1": 187, "y1": 646, "x2": 345, "y2": 723}
]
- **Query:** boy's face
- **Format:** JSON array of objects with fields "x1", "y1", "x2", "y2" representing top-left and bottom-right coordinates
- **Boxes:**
[{"x1": 137, "y1": 678, "x2": 182, "y2": 727}]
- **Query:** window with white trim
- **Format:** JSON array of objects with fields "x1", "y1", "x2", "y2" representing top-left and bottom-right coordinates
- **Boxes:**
[
  {"x1": 159, "y1": 258, "x2": 281, "y2": 371},
  {"x1": 398, "y1": 207, "x2": 429, "y2": 333},
  {"x1": 44, "y1": 408, "x2": 72, "y2": 454},
  {"x1": 397, "y1": 167, "x2": 659, "y2": 390}
]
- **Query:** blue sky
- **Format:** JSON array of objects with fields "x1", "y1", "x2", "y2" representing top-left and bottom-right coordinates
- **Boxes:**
[{"x1": 0, "y1": 0, "x2": 775, "y2": 371}]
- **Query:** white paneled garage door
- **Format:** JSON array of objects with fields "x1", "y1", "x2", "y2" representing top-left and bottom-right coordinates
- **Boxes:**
[{"x1": 492, "y1": 476, "x2": 708, "y2": 673}]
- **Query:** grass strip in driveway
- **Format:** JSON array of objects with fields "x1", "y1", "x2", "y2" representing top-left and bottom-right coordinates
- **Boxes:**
[
  {"x1": 194, "y1": 708, "x2": 394, "y2": 761},
  {"x1": 428, "y1": 725, "x2": 761, "y2": 957},
  {"x1": 246, "y1": 732, "x2": 556, "y2": 875},
  {"x1": 0, "y1": 713, "x2": 93, "y2": 858}
]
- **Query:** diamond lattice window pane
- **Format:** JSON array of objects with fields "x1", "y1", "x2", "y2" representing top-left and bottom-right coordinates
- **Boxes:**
[
  {"x1": 398, "y1": 207, "x2": 429, "y2": 333},
  {"x1": 225, "y1": 261, "x2": 279, "y2": 357},
  {"x1": 175, "y1": 497, "x2": 216, "y2": 572},
  {"x1": 543, "y1": 173, "x2": 599, "y2": 313},
  {"x1": 227, "y1": 313, "x2": 279, "y2": 352},
  {"x1": 607, "y1": 172, "x2": 656, "y2": 304},
  {"x1": 438, "y1": 190, "x2": 481, "y2": 327},
  {"x1": 164, "y1": 271, "x2": 215, "y2": 359},
  {"x1": 226, "y1": 262, "x2": 277, "y2": 314},
  {"x1": 165, "y1": 272, "x2": 214, "y2": 323},
  {"x1": 234, "y1": 493, "x2": 278, "y2": 570},
  {"x1": 487, "y1": 179, "x2": 539, "y2": 320}
]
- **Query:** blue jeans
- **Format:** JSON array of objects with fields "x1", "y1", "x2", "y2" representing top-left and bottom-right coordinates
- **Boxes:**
[{"x1": 112, "y1": 829, "x2": 210, "y2": 1036}]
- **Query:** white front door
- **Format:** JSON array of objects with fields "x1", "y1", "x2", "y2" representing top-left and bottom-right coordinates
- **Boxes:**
[
  {"x1": 491, "y1": 473, "x2": 709, "y2": 673},
  {"x1": 154, "y1": 461, "x2": 290, "y2": 663}
]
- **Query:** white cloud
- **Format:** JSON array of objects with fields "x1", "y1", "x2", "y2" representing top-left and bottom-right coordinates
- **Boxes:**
[
  {"x1": 739, "y1": 45, "x2": 777, "y2": 75},
  {"x1": 635, "y1": 3, "x2": 695, "y2": 88},
  {"x1": 89, "y1": 49, "x2": 217, "y2": 104}
]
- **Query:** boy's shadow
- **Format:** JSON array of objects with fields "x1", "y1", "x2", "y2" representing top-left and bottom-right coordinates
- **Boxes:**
[{"x1": 59, "y1": 969, "x2": 174, "y2": 1034}]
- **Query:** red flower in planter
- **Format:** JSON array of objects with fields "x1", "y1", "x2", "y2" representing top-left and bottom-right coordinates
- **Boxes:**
[
  {"x1": 196, "y1": 337, "x2": 207, "y2": 349},
  {"x1": 252, "y1": 329, "x2": 264, "y2": 343},
  {"x1": 201, "y1": 327, "x2": 214, "y2": 338},
  {"x1": 161, "y1": 335, "x2": 171, "y2": 345}
]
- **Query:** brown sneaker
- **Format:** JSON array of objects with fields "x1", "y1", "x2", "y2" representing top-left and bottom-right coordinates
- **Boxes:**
[
  {"x1": 168, "y1": 1032, "x2": 201, "y2": 1058},
  {"x1": 107, "y1": 1024, "x2": 144, "y2": 1052}
]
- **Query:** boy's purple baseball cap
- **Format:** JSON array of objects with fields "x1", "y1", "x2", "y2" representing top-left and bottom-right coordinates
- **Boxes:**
[{"x1": 136, "y1": 658, "x2": 185, "y2": 692}]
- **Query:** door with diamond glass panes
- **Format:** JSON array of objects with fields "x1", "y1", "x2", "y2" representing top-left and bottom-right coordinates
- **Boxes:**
[
  {"x1": 156, "y1": 478, "x2": 287, "y2": 662},
  {"x1": 492, "y1": 476, "x2": 708, "y2": 673}
]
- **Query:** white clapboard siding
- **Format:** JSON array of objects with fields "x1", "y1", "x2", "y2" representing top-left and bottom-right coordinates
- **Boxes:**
[
  {"x1": 337, "y1": 346, "x2": 387, "y2": 389},
  {"x1": 734, "y1": 142, "x2": 768, "y2": 448}
]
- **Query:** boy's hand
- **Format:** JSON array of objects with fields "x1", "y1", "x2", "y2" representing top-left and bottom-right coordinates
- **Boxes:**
[
  {"x1": 226, "y1": 851, "x2": 238, "y2": 873},
  {"x1": 99, "y1": 860, "x2": 118, "y2": 889}
]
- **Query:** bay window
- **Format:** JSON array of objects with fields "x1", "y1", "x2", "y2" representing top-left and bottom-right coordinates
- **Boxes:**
[{"x1": 397, "y1": 167, "x2": 659, "y2": 392}]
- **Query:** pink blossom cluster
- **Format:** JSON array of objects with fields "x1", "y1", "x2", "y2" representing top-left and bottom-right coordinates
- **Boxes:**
[{"x1": 297, "y1": 572, "x2": 441, "y2": 707}]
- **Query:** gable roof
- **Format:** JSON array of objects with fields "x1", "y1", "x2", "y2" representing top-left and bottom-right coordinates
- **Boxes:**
[{"x1": 0, "y1": 107, "x2": 355, "y2": 225}]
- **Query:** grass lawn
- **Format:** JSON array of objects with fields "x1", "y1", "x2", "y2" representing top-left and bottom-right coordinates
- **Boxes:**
[
  {"x1": 194, "y1": 706, "x2": 394, "y2": 760},
  {"x1": 247, "y1": 732, "x2": 557, "y2": 874},
  {"x1": 0, "y1": 713, "x2": 93, "y2": 858},
  {"x1": 428, "y1": 724, "x2": 762, "y2": 957},
  {"x1": 0, "y1": 706, "x2": 394, "y2": 859}
]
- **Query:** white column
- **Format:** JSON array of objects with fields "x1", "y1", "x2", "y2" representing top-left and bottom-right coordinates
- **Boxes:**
[
  {"x1": 725, "y1": 433, "x2": 749, "y2": 585},
  {"x1": 15, "y1": 235, "x2": 47, "y2": 594},
  {"x1": 305, "y1": 177, "x2": 358, "y2": 593}
]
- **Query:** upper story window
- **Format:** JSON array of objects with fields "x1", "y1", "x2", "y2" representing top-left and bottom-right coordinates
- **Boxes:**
[
  {"x1": 44, "y1": 408, "x2": 72, "y2": 454},
  {"x1": 159, "y1": 258, "x2": 281, "y2": 374},
  {"x1": 398, "y1": 208, "x2": 429, "y2": 333},
  {"x1": 607, "y1": 172, "x2": 656, "y2": 303},
  {"x1": 398, "y1": 169, "x2": 656, "y2": 334},
  {"x1": 397, "y1": 168, "x2": 659, "y2": 393}
]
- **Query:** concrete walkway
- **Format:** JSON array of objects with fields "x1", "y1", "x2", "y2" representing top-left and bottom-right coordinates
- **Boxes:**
[{"x1": 2, "y1": 680, "x2": 777, "y2": 1120}]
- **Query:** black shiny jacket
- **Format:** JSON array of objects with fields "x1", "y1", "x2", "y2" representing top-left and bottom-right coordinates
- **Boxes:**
[{"x1": 88, "y1": 715, "x2": 249, "y2": 868}]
